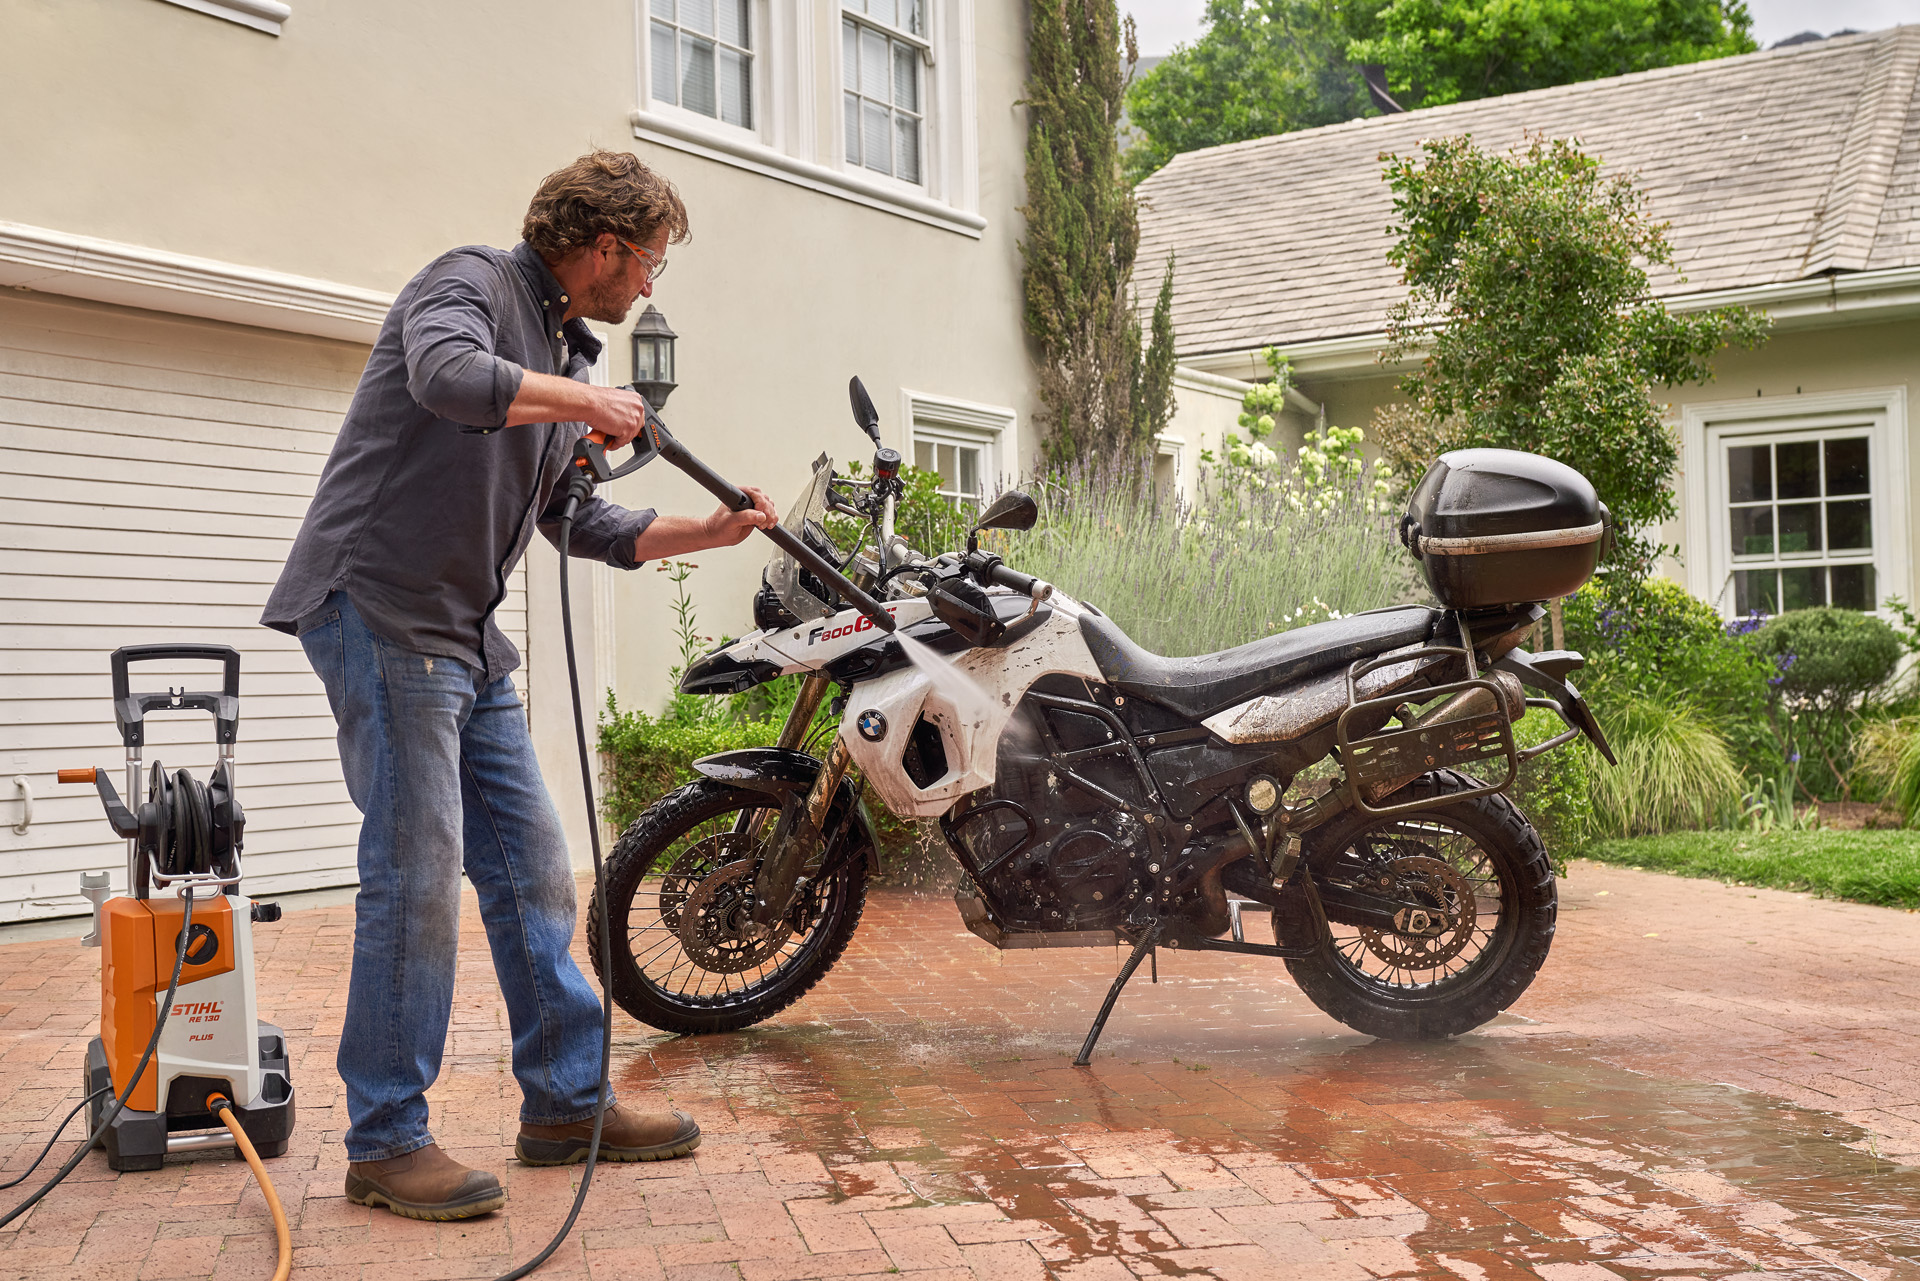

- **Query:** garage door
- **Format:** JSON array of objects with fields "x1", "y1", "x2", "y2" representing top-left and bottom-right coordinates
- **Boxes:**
[{"x1": 0, "y1": 291, "x2": 530, "y2": 922}]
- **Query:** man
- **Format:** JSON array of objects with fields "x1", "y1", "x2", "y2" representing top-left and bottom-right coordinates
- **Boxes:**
[{"x1": 262, "y1": 150, "x2": 775, "y2": 1221}]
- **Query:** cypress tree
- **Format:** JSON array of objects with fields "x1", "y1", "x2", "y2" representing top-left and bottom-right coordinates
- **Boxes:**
[{"x1": 1022, "y1": 0, "x2": 1176, "y2": 464}]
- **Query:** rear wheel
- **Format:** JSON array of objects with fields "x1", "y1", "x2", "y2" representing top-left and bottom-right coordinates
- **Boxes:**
[
  {"x1": 588, "y1": 780, "x2": 870, "y2": 1035},
  {"x1": 1282, "y1": 769, "x2": 1555, "y2": 1040}
]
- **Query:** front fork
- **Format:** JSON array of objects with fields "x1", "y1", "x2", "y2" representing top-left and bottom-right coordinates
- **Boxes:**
[{"x1": 743, "y1": 671, "x2": 850, "y2": 927}]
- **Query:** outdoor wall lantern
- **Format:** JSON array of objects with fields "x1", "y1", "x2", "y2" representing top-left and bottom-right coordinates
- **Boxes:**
[{"x1": 629, "y1": 305, "x2": 677, "y2": 408}]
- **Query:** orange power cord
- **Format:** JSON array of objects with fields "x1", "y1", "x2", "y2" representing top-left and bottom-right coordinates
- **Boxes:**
[{"x1": 206, "y1": 1095, "x2": 291, "y2": 1281}]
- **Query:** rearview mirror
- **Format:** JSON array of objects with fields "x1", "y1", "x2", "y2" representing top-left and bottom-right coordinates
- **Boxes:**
[
  {"x1": 974, "y1": 490, "x2": 1038, "y2": 533},
  {"x1": 848, "y1": 376, "x2": 881, "y2": 445}
]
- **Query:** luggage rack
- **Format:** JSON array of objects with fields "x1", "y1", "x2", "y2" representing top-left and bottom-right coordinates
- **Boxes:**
[{"x1": 1332, "y1": 614, "x2": 1521, "y2": 818}]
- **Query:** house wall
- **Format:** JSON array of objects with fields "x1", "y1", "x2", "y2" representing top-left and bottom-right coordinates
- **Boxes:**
[{"x1": 0, "y1": 0, "x2": 1034, "y2": 893}]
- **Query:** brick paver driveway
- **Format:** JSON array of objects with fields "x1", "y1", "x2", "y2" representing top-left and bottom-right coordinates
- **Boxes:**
[{"x1": 0, "y1": 860, "x2": 1914, "y2": 1280}]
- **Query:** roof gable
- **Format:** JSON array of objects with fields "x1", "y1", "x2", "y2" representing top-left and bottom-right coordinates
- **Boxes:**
[{"x1": 1136, "y1": 26, "x2": 1920, "y2": 358}]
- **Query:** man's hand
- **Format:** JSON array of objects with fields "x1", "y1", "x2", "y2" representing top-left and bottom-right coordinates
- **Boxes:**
[
  {"x1": 632, "y1": 488, "x2": 780, "y2": 561},
  {"x1": 506, "y1": 373, "x2": 651, "y2": 448},
  {"x1": 702, "y1": 487, "x2": 778, "y2": 547}
]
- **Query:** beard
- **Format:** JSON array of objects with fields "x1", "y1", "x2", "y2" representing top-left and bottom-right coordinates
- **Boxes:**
[{"x1": 578, "y1": 275, "x2": 641, "y2": 325}]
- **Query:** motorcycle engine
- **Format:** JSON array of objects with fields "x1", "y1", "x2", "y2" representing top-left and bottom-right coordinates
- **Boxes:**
[{"x1": 946, "y1": 691, "x2": 1154, "y2": 933}]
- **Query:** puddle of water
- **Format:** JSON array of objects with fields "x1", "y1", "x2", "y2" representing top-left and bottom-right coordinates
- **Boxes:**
[{"x1": 627, "y1": 1019, "x2": 1920, "y2": 1276}]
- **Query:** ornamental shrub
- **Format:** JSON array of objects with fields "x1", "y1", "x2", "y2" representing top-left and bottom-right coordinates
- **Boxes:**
[{"x1": 1749, "y1": 608, "x2": 1903, "y2": 800}]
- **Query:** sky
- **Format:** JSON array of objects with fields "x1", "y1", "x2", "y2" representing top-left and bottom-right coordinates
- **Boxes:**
[{"x1": 1124, "y1": 0, "x2": 1918, "y2": 59}]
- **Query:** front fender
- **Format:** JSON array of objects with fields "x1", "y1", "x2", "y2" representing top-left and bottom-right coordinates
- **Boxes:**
[{"x1": 690, "y1": 748, "x2": 881, "y2": 872}]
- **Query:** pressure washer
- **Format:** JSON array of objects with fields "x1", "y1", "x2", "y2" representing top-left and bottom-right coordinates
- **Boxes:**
[{"x1": 0, "y1": 644, "x2": 297, "y2": 1276}]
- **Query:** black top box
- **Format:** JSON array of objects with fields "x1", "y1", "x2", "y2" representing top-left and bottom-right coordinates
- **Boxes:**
[{"x1": 1400, "y1": 449, "x2": 1611, "y2": 609}]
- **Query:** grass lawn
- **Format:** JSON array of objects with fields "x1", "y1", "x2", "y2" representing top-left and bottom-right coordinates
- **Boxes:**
[{"x1": 1583, "y1": 829, "x2": 1920, "y2": 909}]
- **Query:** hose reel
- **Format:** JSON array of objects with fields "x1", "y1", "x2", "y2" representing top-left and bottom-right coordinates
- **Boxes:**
[{"x1": 136, "y1": 760, "x2": 243, "y2": 894}]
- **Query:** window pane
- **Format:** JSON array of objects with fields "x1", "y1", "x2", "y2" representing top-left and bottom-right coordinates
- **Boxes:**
[
  {"x1": 937, "y1": 444, "x2": 958, "y2": 490},
  {"x1": 892, "y1": 41, "x2": 917, "y2": 109},
  {"x1": 906, "y1": 0, "x2": 924, "y2": 34},
  {"x1": 1828, "y1": 499, "x2": 1871, "y2": 551},
  {"x1": 1777, "y1": 502, "x2": 1822, "y2": 554},
  {"x1": 958, "y1": 445, "x2": 979, "y2": 497},
  {"x1": 895, "y1": 112, "x2": 920, "y2": 182},
  {"x1": 718, "y1": 47, "x2": 750, "y2": 125},
  {"x1": 1728, "y1": 444, "x2": 1770, "y2": 502},
  {"x1": 1734, "y1": 569, "x2": 1777, "y2": 616},
  {"x1": 1729, "y1": 505, "x2": 1772, "y2": 557},
  {"x1": 1826, "y1": 437, "x2": 1870, "y2": 495},
  {"x1": 1777, "y1": 440, "x2": 1819, "y2": 499},
  {"x1": 651, "y1": 21, "x2": 678, "y2": 103},
  {"x1": 651, "y1": 0, "x2": 674, "y2": 17},
  {"x1": 862, "y1": 100, "x2": 891, "y2": 173},
  {"x1": 682, "y1": 34, "x2": 717, "y2": 116},
  {"x1": 913, "y1": 441, "x2": 935, "y2": 471},
  {"x1": 1830, "y1": 563, "x2": 1876, "y2": 610},
  {"x1": 842, "y1": 18, "x2": 858, "y2": 89},
  {"x1": 844, "y1": 92, "x2": 861, "y2": 164},
  {"x1": 716, "y1": 0, "x2": 747, "y2": 46},
  {"x1": 869, "y1": 0, "x2": 897, "y2": 27},
  {"x1": 1781, "y1": 566, "x2": 1823, "y2": 610},
  {"x1": 860, "y1": 27, "x2": 888, "y2": 98},
  {"x1": 680, "y1": 0, "x2": 714, "y2": 33}
]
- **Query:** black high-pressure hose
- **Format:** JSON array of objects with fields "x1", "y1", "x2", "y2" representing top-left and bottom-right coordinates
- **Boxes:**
[
  {"x1": 492, "y1": 471, "x2": 614, "y2": 1281},
  {"x1": 0, "y1": 893, "x2": 196, "y2": 1227}
]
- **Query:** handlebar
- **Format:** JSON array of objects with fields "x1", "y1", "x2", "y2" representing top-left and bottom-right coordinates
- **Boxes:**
[{"x1": 964, "y1": 552, "x2": 1053, "y2": 606}]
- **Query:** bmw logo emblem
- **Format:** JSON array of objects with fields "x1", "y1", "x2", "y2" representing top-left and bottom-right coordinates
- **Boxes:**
[{"x1": 856, "y1": 709, "x2": 888, "y2": 742}]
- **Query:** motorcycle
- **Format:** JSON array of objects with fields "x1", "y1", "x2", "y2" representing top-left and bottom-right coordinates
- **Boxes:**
[{"x1": 587, "y1": 378, "x2": 1616, "y2": 1062}]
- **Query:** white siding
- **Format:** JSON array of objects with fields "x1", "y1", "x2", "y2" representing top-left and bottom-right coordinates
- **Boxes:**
[{"x1": 0, "y1": 293, "x2": 529, "y2": 920}]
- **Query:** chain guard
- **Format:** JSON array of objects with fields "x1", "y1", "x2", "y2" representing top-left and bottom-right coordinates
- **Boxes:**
[
  {"x1": 1354, "y1": 853, "x2": 1479, "y2": 970},
  {"x1": 677, "y1": 858, "x2": 796, "y2": 974}
]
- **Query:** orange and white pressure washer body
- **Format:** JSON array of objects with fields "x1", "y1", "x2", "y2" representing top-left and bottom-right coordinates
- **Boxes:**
[{"x1": 80, "y1": 645, "x2": 295, "y2": 1173}]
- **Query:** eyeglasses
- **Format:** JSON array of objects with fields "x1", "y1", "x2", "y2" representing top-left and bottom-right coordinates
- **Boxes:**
[{"x1": 618, "y1": 238, "x2": 668, "y2": 285}]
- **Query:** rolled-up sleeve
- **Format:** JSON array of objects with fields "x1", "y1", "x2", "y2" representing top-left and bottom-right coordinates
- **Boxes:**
[
  {"x1": 538, "y1": 487, "x2": 657, "y2": 569},
  {"x1": 402, "y1": 257, "x2": 525, "y2": 428}
]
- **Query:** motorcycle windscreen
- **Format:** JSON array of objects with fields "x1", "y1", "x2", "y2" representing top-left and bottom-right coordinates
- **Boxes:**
[{"x1": 766, "y1": 452, "x2": 838, "y2": 622}]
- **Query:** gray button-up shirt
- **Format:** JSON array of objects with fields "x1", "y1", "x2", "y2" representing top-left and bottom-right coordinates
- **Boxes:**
[{"x1": 263, "y1": 241, "x2": 655, "y2": 680}]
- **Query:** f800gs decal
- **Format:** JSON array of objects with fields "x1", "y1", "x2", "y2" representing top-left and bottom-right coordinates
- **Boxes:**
[{"x1": 808, "y1": 611, "x2": 893, "y2": 646}]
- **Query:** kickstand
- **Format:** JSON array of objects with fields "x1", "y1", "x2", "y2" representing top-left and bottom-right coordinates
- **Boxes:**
[{"x1": 1073, "y1": 919, "x2": 1161, "y2": 1067}]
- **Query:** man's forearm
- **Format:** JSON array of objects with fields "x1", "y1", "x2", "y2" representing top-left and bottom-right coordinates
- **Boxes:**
[
  {"x1": 633, "y1": 514, "x2": 729, "y2": 562},
  {"x1": 504, "y1": 370, "x2": 599, "y2": 427}
]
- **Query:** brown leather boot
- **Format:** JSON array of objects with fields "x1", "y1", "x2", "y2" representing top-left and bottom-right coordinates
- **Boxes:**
[
  {"x1": 516, "y1": 1104, "x2": 700, "y2": 1166},
  {"x1": 344, "y1": 1143, "x2": 505, "y2": 1221}
]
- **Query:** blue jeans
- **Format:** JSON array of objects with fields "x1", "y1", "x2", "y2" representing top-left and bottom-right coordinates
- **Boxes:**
[{"x1": 298, "y1": 591, "x2": 609, "y2": 1162}]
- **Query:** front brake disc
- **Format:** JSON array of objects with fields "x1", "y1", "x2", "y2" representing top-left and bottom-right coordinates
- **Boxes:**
[
  {"x1": 658, "y1": 833, "x2": 751, "y2": 931},
  {"x1": 677, "y1": 858, "x2": 795, "y2": 974}
]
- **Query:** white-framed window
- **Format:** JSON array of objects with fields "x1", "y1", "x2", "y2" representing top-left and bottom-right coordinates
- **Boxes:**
[
  {"x1": 649, "y1": 0, "x2": 754, "y2": 130},
  {"x1": 842, "y1": 0, "x2": 927, "y2": 184},
  {"x1": 903, "y1": 390, "x2": 1018, "y2": 509},
  {"x1": 1154, "y1": 432, "x2": 1185, "y2": 497},
  {"x1": 1682, "y1": 389, "x2": 1909, "y2": 619}
]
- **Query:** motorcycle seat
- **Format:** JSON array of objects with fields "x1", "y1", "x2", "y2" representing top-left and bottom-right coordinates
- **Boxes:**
[{"x1": 1078, "y1": 605, "x2": 1443, "y2": 721}]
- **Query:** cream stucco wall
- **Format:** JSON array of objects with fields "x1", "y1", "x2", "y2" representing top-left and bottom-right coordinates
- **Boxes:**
[{"x1": 1, "y1": 0, "x2": 1036, "y2": 860}]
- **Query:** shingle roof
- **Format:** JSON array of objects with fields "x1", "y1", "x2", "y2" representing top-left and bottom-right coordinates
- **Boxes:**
[{"x1": 1136, "y1": 25, "x2": 1920, "y2": 358}]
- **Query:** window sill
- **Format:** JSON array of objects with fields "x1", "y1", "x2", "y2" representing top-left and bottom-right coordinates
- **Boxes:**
[
  {"x1": 630, "y1": 108, "x2": 986, "y2": 239},
  {"x1": 157, "y1": 0, "x2": 288, "y2": 35}
]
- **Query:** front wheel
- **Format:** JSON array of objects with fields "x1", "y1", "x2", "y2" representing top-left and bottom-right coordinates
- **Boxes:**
[
  {"x1": 1282, "y1": 769, "x2": 1556, "y2": 1041},
  {"x1": 588, "y1": 779, "x2": 870, "y2": 1035}
]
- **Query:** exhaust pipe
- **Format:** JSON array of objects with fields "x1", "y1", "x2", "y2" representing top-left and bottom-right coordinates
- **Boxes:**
[{"x1": 1362, "y1": 669, "x2": 1526, "y2": 804}]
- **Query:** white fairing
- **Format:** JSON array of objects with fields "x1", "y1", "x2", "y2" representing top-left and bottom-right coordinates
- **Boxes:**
[
  {"x1": 703, "y1": 591, "x2": 1109, "y2": 818},
  {"x1": 842, "y1": 599, "x2": 1105, "y2": 817}
]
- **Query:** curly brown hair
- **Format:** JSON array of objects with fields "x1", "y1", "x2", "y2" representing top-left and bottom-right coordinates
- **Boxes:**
[{"x1": 522, "y1": 149, "x2": 690, "y2": 259}]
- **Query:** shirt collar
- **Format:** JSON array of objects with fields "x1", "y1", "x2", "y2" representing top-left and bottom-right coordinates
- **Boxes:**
[{"x1": 511, "y1": 240, "x2": 604, "y2": 364}]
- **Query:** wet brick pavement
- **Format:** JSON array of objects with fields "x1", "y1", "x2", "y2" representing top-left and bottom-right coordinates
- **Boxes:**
[{"x1": 0, "y1": 858, "x2": 1913, "y2": 1279}]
